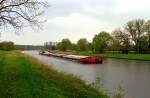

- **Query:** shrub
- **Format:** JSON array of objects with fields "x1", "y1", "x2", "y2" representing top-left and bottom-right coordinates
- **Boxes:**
[{"x1": 0, "y1": 41, "x2": 14, "y2": 51}]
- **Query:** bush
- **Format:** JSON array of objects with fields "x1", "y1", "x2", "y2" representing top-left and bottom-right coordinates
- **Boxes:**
[{"x1": 0, "y1": 41, "x2": 14, "y2": 51}]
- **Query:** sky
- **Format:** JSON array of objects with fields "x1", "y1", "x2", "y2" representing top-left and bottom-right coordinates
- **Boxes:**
[{"x1": 1, "y1": 0, "x2": 150, "y2": 45}]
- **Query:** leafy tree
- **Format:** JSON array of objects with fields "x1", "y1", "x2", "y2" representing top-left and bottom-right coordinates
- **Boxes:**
[
  {"x1": 87, "y1": 43, "x2": 93, "y2": 51},
  {"x1": 92, "y1": 31, "x2": 110, "y2": 53},
  {"x1": 71, "y1": 43, "x2": 78, "y2": 51},
  {"x1": 77, "y1": 38, "x2": 88, "y2": 51},
  {"x1": 0, "y1": 41, "x2": 14, "y2": 51},
  {"x1": 57, "y1": 38, "x2": 72, "y2": 51}
]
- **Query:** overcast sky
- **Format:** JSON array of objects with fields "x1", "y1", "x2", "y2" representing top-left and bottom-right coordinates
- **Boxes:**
[{"x1": 1, "y1": 0, "x2": 150, "y2": 45}]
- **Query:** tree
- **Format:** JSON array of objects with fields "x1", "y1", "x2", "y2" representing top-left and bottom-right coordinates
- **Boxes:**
[
  {"x1": 70, "y1": 43, "x2": 78, "y2": 51},
  {"x1": 111, "y1": 28, "x2": 130, "y2": 54},
  {"x1": 44, "y1": 42, "x2": 57, "y2": 50},
  {"x1": 0, "y1": 41, "x2": 14, "y2": 51},
  {"x1": 57, "y1": 38, "x2": 72, "y2": 51},
  {"x1": 125, "y1": 19, "x2": 145, "y2": 53},
  {"x1": 87, "y1": 43, "x2": 93, "y2": 51},
  {"x1": 145, "y1": 20, "x2": 150, "y2": 52},
  {"x1": 138, "y1": 36, "x2": 149, "y2": 53},
  {"x1": 0, "y1": 0, "x2": 48, "y2": 31},
  {"x1": 77, "y1": 38, "x2": 88, "y2": 51},
  {"x1": 92, "y1": 31, "x2": 110, "y2": 53}
]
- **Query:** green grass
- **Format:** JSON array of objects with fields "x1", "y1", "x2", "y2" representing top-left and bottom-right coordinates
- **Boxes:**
[
  {"x1": 0, "y1": 51, "x2": 109, "y2": 98},
  {"x1": 74, "y1": 51, "x2": 150, "y2": 61}
]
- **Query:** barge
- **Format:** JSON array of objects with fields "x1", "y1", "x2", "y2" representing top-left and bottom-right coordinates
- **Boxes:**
[{"x1": 39, "y1": 51, "x2": 103, "y2": 64}]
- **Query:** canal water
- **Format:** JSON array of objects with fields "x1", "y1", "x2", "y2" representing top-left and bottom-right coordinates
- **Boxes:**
[{"x1": 24, "y1": 51, "x2": 150, "y2": 98}]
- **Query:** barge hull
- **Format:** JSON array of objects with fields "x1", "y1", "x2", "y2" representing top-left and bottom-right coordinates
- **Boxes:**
[{"x1": 39, "y1": 51, "x2": 103, "y2": 64}]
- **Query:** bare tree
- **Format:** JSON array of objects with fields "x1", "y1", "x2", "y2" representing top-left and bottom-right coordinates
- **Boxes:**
[
  {"x1": 0, "y1": 0, "x2": 48, "y2": 31},
  {"x1": 111, "y1": 28, "x2": 130, "y2": 53},
  {"x1": 125, "y1": 19, "x2": 145, "y2": 53}
]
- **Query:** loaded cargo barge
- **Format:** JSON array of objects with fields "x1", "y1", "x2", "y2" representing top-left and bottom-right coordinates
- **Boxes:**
[{"x1": 39, "y1": 51, "x2": 103, "y2": 64}]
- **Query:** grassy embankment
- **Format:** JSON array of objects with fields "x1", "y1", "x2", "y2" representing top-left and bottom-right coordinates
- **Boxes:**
[
  {"x1": 74, "y1": 51, "x2": 150, "y2": 61},
  {"x1": 0, "y1": 51, "x2": 109, "y2": 98}
]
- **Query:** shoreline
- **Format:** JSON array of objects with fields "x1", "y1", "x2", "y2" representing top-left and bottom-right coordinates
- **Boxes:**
[
  {"x1": 73, "y1": 52, "x2": 150, "y2": 61},
  {"x1": 0, "y1": 50, "x2": 109, "y2": 98}
]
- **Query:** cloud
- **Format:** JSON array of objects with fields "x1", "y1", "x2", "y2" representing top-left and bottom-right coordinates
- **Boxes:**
[
  {"x1": 115, "y1": 0, "x2": 150, "y2": 13},
  {"x1": 1, "y1": 0, "x2": 150, "y2": 45}
]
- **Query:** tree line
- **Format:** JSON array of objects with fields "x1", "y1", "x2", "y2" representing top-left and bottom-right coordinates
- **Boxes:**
[
  {"x1": 0, "y1": 41, "x2": 14, "y2": 51},
  {"x1": 15, "y1": 45, "x2": 43, "y2": 50},
  {"x1": 45, "y1": 19, "x2": 150, "y2": 54},
  {"x1": 0, "y1": 41, "x2": 45, "y2": 51}
]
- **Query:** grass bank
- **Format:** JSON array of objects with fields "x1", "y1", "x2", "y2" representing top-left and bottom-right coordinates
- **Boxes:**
[
  {"x1": 0, "y1": 51, "x2": 109, "y2": 98},
  {"x1": 74, "y1": 51, "x2": 150, "y2": 61}
]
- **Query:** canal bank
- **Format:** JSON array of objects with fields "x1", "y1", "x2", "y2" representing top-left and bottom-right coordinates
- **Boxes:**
[
  {"x1": 25, "y1": 50, "x2": 150, "y2": 98},
  {"x1": 74, "y1": 51, "x2": 150, "y2": 61},
  {"x1": 0, "y1": 51, "x2": 108, "y2": 98}
]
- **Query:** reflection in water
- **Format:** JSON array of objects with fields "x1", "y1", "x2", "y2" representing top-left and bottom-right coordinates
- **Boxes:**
[{"x1": 24, "y1": 51, "x2": 150, "y2": 98}]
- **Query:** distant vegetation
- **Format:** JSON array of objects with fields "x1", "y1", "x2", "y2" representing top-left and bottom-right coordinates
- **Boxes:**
[
  {"x1": 45, "y1": 19, "x2": 150, "y2": 54},
  {"x1": 0, "y1": 42, "x2": 44, "y2": 51},
  {"x1": 0, "y1": 41, "x2": 14, "y2": 51},
  {"x1": 77, "y1": 38, "x2": 89, "y2": 51},
  {"x1": 15, "y1": 45, "x2": 43, "y2": 50},
  {"x1": 57, "y1": 39, "x2": 72, "y2": 51}
]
